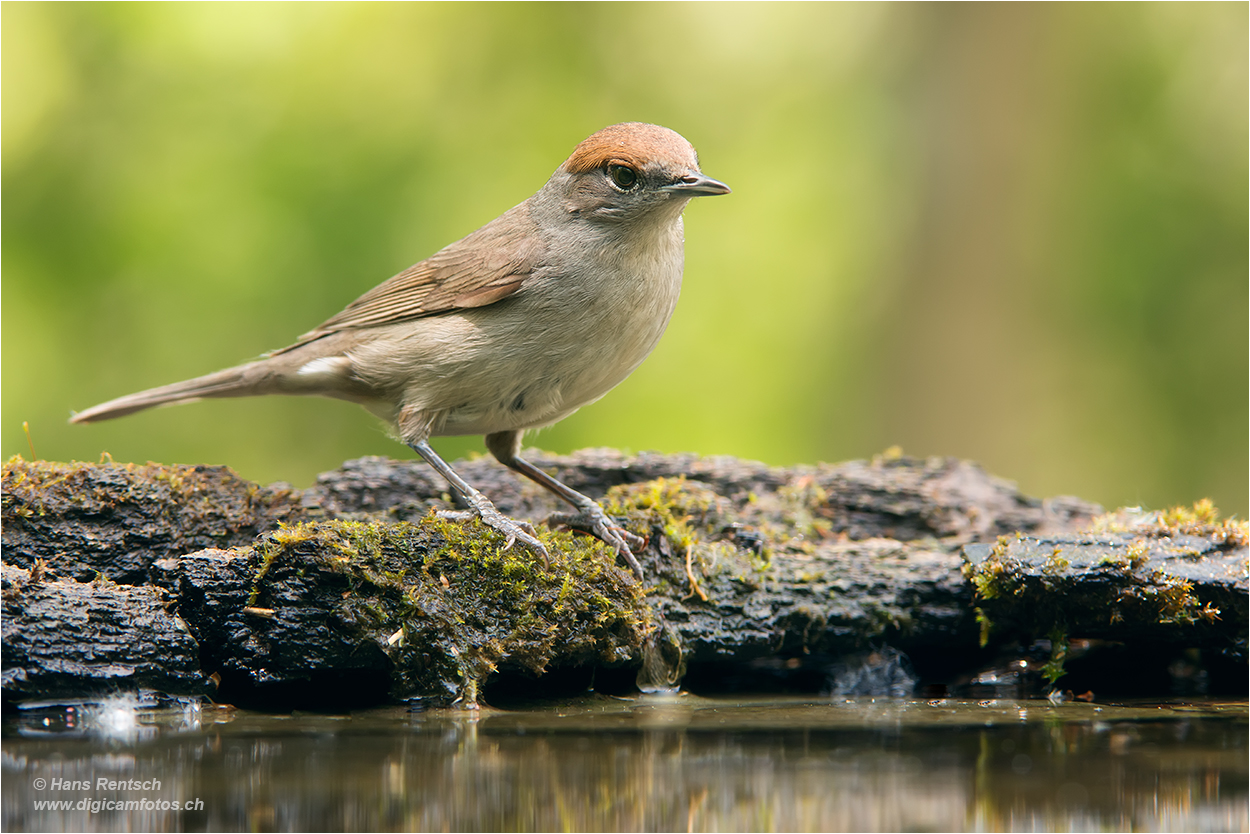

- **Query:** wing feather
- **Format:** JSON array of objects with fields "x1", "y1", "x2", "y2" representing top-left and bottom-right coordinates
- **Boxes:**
[{"x1": 281, "y1": 202, "x2": 543, "y2": 350}]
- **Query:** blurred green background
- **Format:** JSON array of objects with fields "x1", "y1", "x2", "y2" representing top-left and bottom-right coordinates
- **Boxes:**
[{"x1": 4, "y1": 2, "x2": 1246, "y2": 516}]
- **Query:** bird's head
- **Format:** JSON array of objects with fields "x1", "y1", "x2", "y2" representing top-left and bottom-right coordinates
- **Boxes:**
[{"x1": 546, "y1": 123, "x2": 730, "y2": 225}]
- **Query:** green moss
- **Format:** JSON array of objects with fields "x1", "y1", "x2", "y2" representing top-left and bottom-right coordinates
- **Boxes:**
[
  {"x1": 1131, "y1": 571, "x2": 1220, "y2": 626},
  {"x1": 1043, "y1": 546, "x2": 1071, "y2": 575},
  {"x1": 2, "y1": 456, "x2": 93, "y2": 518},
  {"x1": 974, "y1": 607, "x2": 993, "y2": 648},
  {"x1": 966, "y1": 538, "x2": 1027, "y2": 602},
  {"x1": 604, "y1": 476, "x2": 772, "y2": 597},
  {"x1": 1, "y1": 456, "x2": 307, "y2": 581},
  {"x1": 1040, "y1": 628, "x2": 1069, "y2": 686},
  {"x1": 605, "y1": 476, "x2": 720, "y2": 553},
  {"x1": 244, "y1": 514, "x2": 651, "y2": 704},
  {"x1": 1159, "y1": 498, "x2": 1220, "y2": 529},
  {"x1": 775, "y1": 477, "x2": 829, "y2": 540},
  {"x1": 1089, "y1": 499, "x2": 1248, "y2": 548},
  {"x1": 968, "y1": 510, "x2": 1232, "y2": 654}
]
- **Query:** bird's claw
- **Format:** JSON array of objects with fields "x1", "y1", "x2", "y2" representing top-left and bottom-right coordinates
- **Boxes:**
[
  {"x1": 436, "y1": 508, "x2": 549, "y2": 567},
  {"x1": 547, "y1": 505, "x2": 645, "y2": 579}
]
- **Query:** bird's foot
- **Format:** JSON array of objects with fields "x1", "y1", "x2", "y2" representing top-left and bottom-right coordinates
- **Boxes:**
[
  {"x1": 437, "y1": 505, "x2": 549, "y2": 568},
  {"x1": 547, "y1": 504, "x2": 646, "y2": 579}
]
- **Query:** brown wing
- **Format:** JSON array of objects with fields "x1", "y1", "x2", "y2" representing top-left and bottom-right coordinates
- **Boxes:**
[{"x1": 280, "y1": 202, "x2": 544, "y2": 350}]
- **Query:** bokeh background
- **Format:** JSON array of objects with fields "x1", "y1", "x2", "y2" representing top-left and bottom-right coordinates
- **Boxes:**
[{"x1": 4, "y1": 3, "x2": 1246, "y2": 516}]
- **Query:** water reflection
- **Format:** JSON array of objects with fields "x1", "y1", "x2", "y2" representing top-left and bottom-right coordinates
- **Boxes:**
[{"x1": 3, "y1": 696, "x2": 1246, "y2": 832}]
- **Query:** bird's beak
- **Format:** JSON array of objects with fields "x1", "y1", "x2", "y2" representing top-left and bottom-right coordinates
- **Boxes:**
[{"x1": 664, "y1": 173, "x2": 731, "y2": 196}]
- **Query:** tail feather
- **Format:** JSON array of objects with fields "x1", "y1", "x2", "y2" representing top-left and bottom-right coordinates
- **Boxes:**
[{"x1": 70, "y1": 361, "x2": 274, "y2": 424}]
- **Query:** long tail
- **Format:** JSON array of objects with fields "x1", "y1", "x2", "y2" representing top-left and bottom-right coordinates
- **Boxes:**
[{"x1": 70, "y1": 360, "x2": 280, "y2": 424}]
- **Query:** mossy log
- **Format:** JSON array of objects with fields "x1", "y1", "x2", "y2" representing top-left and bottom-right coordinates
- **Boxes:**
[
  {"x1": 964, "y1": 504, "x2": 1247, "y2": 650},
  {"x1": 2, "y1": 452, "x2": 1243, "y2": 708},
  {"x1": 1, "y1": 459, "x2": 307, "y2": 584}
]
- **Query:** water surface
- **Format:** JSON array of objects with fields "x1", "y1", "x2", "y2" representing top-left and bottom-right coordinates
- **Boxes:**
[{"x1": 3, "y1": 694, "x2": 1246, "y2": 832}]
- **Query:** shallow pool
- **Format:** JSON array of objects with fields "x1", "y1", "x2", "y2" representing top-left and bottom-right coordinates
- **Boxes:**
[{"x1": 3, "y1": 694, "x2": 1246, "y2": 832}]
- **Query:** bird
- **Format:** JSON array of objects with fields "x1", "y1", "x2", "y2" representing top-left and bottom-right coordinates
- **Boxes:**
[{"x1": 71, "y1": 122, "x2": 730, "y2": 579}]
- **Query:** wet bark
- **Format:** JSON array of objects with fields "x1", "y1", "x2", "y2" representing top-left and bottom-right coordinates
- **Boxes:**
[{"x1": 1, "y1": 563, "x2": 204, "y2": 701}]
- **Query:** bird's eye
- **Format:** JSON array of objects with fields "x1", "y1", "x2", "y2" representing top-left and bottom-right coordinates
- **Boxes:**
[{"x1": 607, "y1": 163, "x2": 638, "y2": 191}]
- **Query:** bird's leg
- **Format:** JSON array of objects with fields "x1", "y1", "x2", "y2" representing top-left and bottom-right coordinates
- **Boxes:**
[
  {"x1": 408, "y1": 439, "x2": 549, "y2": 567},
  {"x1": 485, "y1": 431, "x2": 645, "y2": 579}
]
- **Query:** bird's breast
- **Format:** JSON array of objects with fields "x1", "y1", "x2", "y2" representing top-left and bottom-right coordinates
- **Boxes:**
[
  {"x1": 537, "y1": 220, "x2": 686, "y2": 388},
  {"x1": 353, "y1": 219, "x2": 687, "y2": 437}
]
